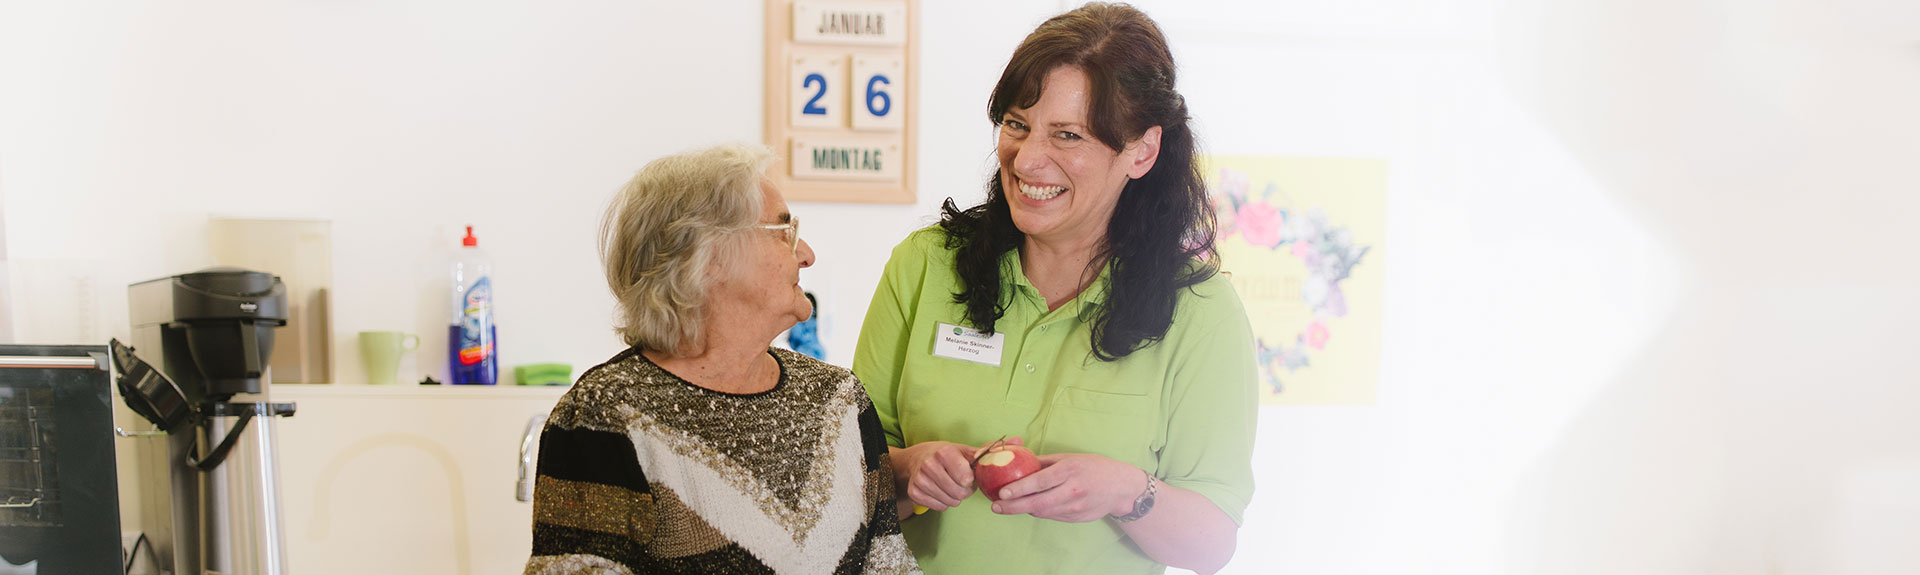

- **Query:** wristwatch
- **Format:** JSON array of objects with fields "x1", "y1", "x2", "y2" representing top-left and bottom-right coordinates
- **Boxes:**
[{"x1": 1112, "y1": 472, "x2": 1157, "y2": 523}]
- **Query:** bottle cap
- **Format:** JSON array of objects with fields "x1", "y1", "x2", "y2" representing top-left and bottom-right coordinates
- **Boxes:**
[{"x1": 462, "y1": 225, "x2": 478, "y2": 247}]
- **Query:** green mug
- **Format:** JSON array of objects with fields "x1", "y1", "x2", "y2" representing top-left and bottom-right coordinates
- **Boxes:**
[{"x1": 358, "y1": 331, "x2": 420, "y2": 385}]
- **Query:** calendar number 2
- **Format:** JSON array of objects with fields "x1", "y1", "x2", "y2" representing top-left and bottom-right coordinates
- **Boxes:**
[
  {"x1": 802, "y1": 73, "x2": 829, "y2": 116},
  {"x1": 790, "y1": 55, "x2": 846, "y2": 129}
]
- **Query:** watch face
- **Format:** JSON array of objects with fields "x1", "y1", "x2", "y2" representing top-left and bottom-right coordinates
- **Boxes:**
[{"x1": 1116, "y1": 477, "x2": 1157, "y2": 522}]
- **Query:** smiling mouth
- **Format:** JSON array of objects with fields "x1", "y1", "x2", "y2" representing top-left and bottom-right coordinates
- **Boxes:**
[{"x1": 1017, "y1": 181, "x2": 1066, "y2": 201}]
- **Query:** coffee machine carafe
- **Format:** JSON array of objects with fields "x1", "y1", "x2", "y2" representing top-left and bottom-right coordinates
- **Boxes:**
[{"x1": 116, "y1": 267, "x2": 297, "y2": 575}]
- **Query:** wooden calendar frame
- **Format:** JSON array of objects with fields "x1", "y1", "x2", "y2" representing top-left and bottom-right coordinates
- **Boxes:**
[{"x1": 763, "y1": 0, "x2": 919, "y2": 204}]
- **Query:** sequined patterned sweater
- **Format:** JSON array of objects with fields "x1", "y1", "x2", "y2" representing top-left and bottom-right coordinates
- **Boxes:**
[{"x1": 525, "y1": 347, "x2": 921, "y2": 575}]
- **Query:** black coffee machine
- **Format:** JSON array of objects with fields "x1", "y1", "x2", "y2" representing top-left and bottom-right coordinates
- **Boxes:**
[{"x1": 116, "y1": 267, "x2": 297, "y2": 575}]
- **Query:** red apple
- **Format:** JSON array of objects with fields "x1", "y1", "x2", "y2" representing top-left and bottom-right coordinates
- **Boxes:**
[{"x1": 972, "y1": 442, "x2": 1041, "y2": 501}]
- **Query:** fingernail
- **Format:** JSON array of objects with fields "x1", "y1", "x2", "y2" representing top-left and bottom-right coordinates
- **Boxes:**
[{"x1": 991, "y1": 504, "x2": 1003, "y2": 514}]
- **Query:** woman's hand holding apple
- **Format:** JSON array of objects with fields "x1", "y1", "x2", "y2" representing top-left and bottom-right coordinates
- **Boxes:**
[
  {"x1": 987, "y1": 452, "x2": 1147, "y2": 523},
  {"x1": 895, "y1": 440, "x2": 981, "y2": 511}
]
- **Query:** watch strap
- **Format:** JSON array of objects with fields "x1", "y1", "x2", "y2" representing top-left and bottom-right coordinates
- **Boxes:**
[{"x1": 1112, "y1": 472, "x2": 1157, "y2": 523}]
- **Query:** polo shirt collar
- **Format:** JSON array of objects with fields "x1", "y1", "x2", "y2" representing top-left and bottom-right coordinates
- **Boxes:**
[{"x1": 1000, "y1": 248, "x2": 1113, "y2": 317}]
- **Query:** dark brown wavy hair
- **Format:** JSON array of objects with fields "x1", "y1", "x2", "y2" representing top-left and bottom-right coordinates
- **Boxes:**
[{"x1": 938, "y1": 2, "x2": 1217, "y2": 361}]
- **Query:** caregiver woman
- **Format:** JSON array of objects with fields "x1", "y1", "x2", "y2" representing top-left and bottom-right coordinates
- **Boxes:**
[{"x1": 851, "y1": 3, "x2": 1257, "y2": 574}]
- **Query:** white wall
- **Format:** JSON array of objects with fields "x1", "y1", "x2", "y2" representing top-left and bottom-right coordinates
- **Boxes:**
[{"x1": 5, "y1": 1, "x2": 1918, "y2": 574}]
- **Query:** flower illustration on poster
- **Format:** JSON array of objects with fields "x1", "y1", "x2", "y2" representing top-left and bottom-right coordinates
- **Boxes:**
[{"x1": 1208, "y1": 157, "x2": 1385, "y2": 405}]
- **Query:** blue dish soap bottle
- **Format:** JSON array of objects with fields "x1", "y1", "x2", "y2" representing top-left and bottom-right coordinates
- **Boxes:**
[{"x1": 449, "y1": 225, "x2": 498, "y2": 385}]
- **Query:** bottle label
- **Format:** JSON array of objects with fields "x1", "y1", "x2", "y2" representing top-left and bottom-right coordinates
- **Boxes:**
[{"x1": 458, "y1": 277, "x2": 493, "y2": 365}]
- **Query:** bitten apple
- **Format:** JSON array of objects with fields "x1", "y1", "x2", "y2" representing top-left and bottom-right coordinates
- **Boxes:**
[{"x1": 972, "y1": 442, "x2": 1042, "y2": 501}]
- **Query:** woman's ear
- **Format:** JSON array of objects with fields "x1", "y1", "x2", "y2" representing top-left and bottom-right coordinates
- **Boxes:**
[{"x1": 1126, "y1": 126, "x2": 1163, "y2": 179}]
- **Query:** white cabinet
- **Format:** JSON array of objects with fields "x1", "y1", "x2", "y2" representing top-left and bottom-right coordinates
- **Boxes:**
[{"x1": 272, "y1": 385, "x2": 566, "y2": 575}]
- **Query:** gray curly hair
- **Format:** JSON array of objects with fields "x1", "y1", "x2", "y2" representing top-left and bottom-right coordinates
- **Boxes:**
[{"x1": 599, "y1": 143, "x2": 772, "y2": 355}]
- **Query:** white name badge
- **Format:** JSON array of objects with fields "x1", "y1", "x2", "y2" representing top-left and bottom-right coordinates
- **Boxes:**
[{"x1": 932, "y1": 322, "x2": 1005, "y2": 366}]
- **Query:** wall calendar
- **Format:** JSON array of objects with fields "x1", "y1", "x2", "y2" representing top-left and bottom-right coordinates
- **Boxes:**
[{"x1": 763, "y1": 0, "x2": 918, "y2": 203}]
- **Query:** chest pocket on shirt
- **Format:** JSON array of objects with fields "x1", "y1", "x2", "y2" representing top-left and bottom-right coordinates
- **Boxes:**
[
  {"x1": 1061, "y1": 386, "x2": 1149, "y2": 415},
  {"x1": 1043, "y1": 387, "x2": 1156, "y2": 466}
]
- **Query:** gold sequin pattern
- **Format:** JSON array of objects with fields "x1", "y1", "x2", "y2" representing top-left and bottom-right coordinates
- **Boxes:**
[
  {"x1": 643, "y1": 484, "x2": 735, "y2": 558},
  {"x1": 532, "y1": 476, "x2": 655, "y2": 545},
  {"x1": 524, "y1": 553, "x2": 634, "y2": 575}
]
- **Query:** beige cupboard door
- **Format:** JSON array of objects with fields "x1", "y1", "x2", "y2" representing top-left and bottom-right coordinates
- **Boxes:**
[{"x1": 274, "y1": 388, "x2": 564, "y2": 575}]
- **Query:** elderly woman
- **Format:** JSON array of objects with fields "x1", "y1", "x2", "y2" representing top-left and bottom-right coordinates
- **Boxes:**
[
  {"x1": 852, "y1": 4, "x2": 1256, "y2": 574},
  {"x1": 526, "y1": 144, "x2": 919, "y2": 575}
]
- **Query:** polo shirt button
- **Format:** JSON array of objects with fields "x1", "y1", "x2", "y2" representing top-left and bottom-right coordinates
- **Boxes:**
[
  {"x1": 1040, "y1": 325, "x2": 1049, "y2": 332},
  {"x1": 1025, "y1": 364, "x2": 1035, "y2": 373}
]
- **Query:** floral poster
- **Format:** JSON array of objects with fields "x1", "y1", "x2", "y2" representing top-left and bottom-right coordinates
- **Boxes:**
[{"x1": 1208, "y1": 156, "x2": 1385, "y2": 406}]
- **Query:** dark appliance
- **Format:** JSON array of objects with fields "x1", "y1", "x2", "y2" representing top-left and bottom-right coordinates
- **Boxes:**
[
  {"x1": 0, "y1": 345, "x2": 122, "y2": 574},
  {"x1": 119, "y1": 267, "x2": 296, "y2": 575}
]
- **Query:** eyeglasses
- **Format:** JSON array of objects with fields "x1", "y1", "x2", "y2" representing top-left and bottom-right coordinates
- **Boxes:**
[{"x1": 754, "y1": 217, "x2": 801, "y2": 255}]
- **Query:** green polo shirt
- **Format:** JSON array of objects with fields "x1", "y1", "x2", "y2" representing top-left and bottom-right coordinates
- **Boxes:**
[{"x1": 853, "y1": 227, "x2": 1258, "y2": 575}]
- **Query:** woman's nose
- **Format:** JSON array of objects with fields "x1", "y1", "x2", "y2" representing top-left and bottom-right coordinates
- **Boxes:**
[
  {"x1": 1014, "y1": 135, "x2": 1050, "y2": 173},
  {"x1": 795, "y1": 238, "x2": 817, "y2": 268}
]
